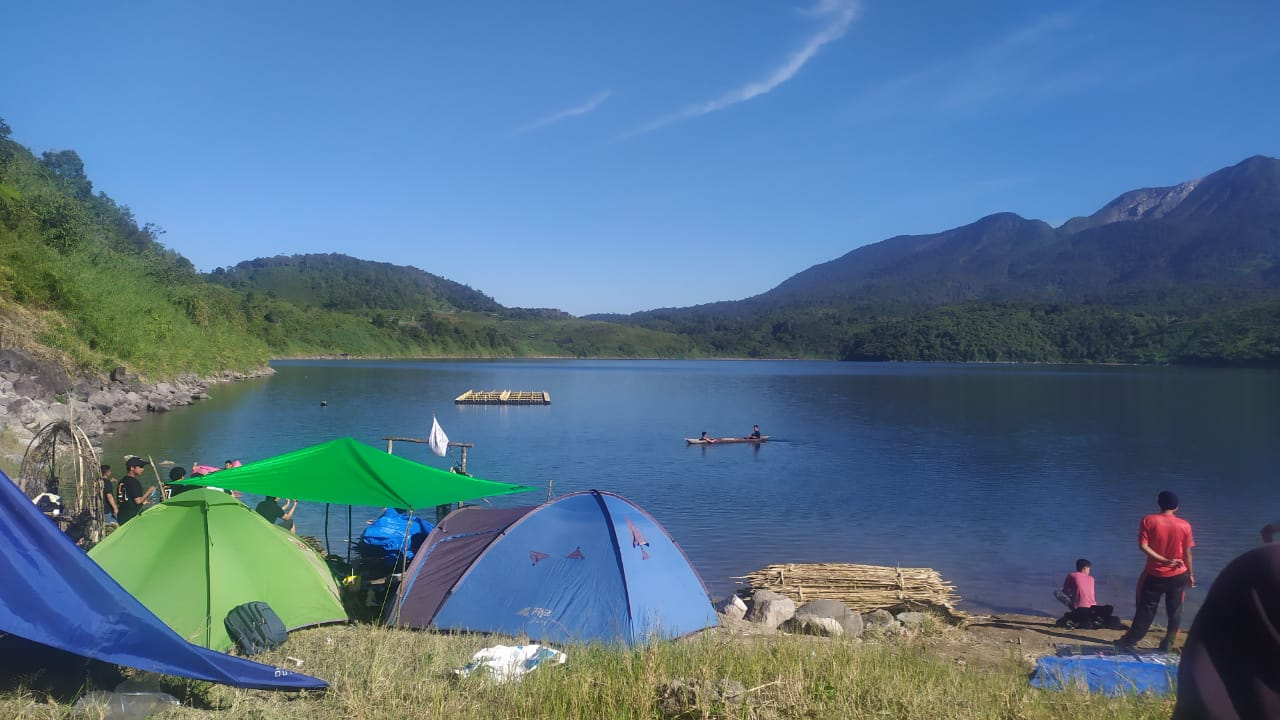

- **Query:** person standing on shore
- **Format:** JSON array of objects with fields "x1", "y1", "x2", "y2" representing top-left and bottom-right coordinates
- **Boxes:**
[
  {"x1": 1116, "y1": 490, "x2": 1195, "y2": 652},
  {"x1": 99, "y1": 464, "x2": 118, "y2": 522},
  {"x1": 115, "y1": 456, "x2": 155, "y2": 525}
]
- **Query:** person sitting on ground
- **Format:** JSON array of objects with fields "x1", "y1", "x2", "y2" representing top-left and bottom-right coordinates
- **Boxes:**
[
  {"x1": 1054, "y1": 558, "x2": 1122, "y2": 630},
  {"x1": 115, "y1": 456, "x2": 155, "y2": 525},
  {"x1": 748, "y1": 424, "x2": 762, "y2": 439},
  {"x1": 255, "y1": 496, "x2": 297, "y2": 533},
  {"x1": 699, "y1": 431, "x2": 716, "y2": 444}
]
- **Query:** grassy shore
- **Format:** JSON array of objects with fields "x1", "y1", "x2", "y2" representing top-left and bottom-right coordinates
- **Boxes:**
[{"x1": 1, "y1": 621, "x2": 1175, "y2": 719}]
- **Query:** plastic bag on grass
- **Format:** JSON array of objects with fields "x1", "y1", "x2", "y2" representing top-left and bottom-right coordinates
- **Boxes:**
[
  {"x1": 453, "y1": 644, "x2": 566, "y2": 683},
  {"x1": 72, "y1": 690, "x2": 179, "y2": 719}
]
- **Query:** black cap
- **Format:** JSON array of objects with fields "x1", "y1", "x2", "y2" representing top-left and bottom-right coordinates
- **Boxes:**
[
  {"x1": 1158, "y1": 490, "x2": 1179, "y2": 511},
  {"x1": 125, "y1": 456, "x2": 149, "y2": 469}
]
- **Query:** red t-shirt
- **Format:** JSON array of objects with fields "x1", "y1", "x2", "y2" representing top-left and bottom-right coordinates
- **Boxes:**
[
  {"x1": 1063, "y1": 571, "x2": 1097, "y2": 608},
  {"x1": 1139, "y1": 512, "x2": 1195, "y2": 578}
]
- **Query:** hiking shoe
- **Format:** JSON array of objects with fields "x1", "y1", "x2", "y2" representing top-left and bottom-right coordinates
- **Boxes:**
[
  {"x1": 1113, "y1": 639, "x2": 1138, "y2": 653},
  {"x1": 1158, "y1": 639, "x2": 1172, "y2": 653}
]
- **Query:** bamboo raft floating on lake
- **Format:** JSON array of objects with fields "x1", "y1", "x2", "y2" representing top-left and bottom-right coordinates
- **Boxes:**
[
  {"x1": 733, "y1": 562, "x2": 965, "y2": 621},
  {"x1": 454, "y1": 390, "x2": 551, "y2": 405}
]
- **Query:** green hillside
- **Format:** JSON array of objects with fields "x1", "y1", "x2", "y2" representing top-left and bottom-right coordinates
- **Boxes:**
[{"x1": 0, "y1": 119, "x2": 697, "y2": 380}]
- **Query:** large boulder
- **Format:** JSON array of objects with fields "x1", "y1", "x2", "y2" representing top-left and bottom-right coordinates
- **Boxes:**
[
  {"x1": 0, "y1": 349, "x2": 71, "y2": 399},
  {"x1": 780, "y1": 614, "x2": 845, "y2": 637},
  {"x1": 714, "y1": 594, "x2": 748, "y2": 622},
  {"x1": 865, "y1": 609, "x2": 897, "y2": 628},
  {"x1": 744, "y1": 589, "x2": 796, "y2": 629},
  {"x1": 784, "y1": 598, "x2": 864, "y2": 638},
  {"x1": 88, "y1": 388, "x2": 126, "y2": 413}
]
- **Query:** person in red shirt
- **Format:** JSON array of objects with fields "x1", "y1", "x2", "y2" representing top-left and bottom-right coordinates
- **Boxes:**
[{"x1": 1116, "y1": 490, "x2": 1195, "y2": 652}]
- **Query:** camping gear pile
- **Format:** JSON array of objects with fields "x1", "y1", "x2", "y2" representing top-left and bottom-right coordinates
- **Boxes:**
[
  {"x1": 356, "y1": 507, "x2": 433, "y2": 574},
  {"x1": 734, "y1": 562, "x2": 964, "y2": 620}
]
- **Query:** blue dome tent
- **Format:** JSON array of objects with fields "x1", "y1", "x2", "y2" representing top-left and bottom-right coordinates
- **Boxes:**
[{"x1": 386, "y1": 490, "x2": 717, "y2": 645}]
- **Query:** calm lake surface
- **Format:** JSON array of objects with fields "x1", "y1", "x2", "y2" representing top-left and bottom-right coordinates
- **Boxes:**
[{"x1": 103, "y1": 359, "x2": 1280, "y2": 618}]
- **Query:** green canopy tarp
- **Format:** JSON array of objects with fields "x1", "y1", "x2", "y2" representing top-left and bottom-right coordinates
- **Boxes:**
[
  {"x1": 169, "y1": 437, "x2": 534, "y2": 509},
  {"x1": 89, "y1": 488, "x2": 347, "y2": 650}
]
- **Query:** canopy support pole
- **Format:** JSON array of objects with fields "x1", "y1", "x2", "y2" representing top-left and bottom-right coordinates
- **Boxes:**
[
  {"x1": 202, "y1": 501, "x2": 213, "y2": 648},
  {"x1": 324, "y1": 503, "x2": 331, "y2": 557}
]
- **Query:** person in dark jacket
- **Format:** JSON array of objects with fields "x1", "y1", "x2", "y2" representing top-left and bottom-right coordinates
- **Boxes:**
[{"x1": 1172, "y1": 543, "x2": 1280, "y2": 719}]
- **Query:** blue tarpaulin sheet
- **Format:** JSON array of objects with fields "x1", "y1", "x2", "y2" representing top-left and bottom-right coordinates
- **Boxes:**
[
  {"x1": 1030, "y1": 648, "x2": 1177, "y2": 696},
  {"x1": 0, "y1": 469, "x2": 327, "y2": 691}
]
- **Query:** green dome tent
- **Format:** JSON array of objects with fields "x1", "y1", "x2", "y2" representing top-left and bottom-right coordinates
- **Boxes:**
[{"x1": 89, "y1": 488, "x2": 347, "y2": 651}]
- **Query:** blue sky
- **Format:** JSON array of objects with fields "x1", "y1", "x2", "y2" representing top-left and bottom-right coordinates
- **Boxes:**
[{"x1": 4, "y1": 1, "x2": 1278, "y2": 315}]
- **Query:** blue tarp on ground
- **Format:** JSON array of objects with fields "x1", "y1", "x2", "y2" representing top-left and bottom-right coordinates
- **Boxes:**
[
  {"x1": 1030, "y1": 648, "x2": 1177, "y2": 696},
  {"x1": 0, "y1": 469, "x2": 327, "y2": 691}
]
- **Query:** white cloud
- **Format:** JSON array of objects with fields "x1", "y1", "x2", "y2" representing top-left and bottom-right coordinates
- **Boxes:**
[
  {"x1": 628, "y1": 0, "x2": 860, "y2": 136},
  {"x1": 515, "y1": 90, "x2": 612, "y2": 134}
]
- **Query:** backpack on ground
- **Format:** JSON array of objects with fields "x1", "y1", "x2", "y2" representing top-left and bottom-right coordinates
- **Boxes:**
[{"x1": 224, "y1": 600, "x2": 288, "y2": 656}]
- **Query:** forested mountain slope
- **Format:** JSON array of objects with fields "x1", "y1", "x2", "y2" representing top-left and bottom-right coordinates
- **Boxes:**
[
  {"x1": 0, "y1": 118, "x2": 696, "y2": 379},
  {"x1": 601, "y1": 156, "x2": 1280, "y2": 364}
]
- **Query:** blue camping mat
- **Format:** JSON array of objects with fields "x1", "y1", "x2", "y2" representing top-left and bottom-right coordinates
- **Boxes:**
[{"x1": 1030, "y1": 644, "x2": 1177, "y2": 696}]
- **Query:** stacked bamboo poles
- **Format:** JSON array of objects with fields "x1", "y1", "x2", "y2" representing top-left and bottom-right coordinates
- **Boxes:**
[{"x1": 733, "y1": 562, "x2": 965, "y2": 621}]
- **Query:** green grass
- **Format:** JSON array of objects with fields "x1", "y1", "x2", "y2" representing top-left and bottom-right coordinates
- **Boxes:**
[{"x1": 0, "y1": 624, "x2": 1175, "y2": 719}]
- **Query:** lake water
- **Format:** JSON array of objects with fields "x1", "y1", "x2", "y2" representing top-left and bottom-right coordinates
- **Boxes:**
[{"x1": 103, "y1": 359, "x2": 1280, "y2": 618}]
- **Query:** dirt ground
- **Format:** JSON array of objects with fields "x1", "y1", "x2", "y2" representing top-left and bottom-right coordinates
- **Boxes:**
[
  {"x1": 930, "y1": 612, "x2": 1147, "y2": 669},
  {"x1": 712, "y1": 611, "x2": 1173, "y2": 671}
]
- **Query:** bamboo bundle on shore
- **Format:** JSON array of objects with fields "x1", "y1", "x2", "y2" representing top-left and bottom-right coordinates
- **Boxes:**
[{"x1": 733, "y1": 562, "x2": 965, "y2": 620}]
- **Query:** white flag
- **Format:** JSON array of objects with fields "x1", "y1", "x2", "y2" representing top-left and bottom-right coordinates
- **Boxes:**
[{"x1": 429, "y1": 415, "x2": 449, "y2": 457}]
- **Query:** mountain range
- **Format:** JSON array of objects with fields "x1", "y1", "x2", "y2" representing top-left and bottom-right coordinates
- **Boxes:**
[{"x1": 602, "y1": 155, "x2": 1279, "y2": 321}]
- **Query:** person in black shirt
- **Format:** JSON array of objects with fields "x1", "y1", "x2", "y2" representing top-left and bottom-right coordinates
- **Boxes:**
[
  {"x1": 115, "y1": 457, "x2": 155, "y2": 525},
  {"x1": 100, "y1": 464, "x2": 118, "y2": 521},
  {"x1": 255, "y1": 496, "x2": 297, "y2": 533}
]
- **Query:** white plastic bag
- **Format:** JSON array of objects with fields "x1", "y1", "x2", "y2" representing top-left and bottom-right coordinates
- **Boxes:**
[{"x1": 453, "y1": 644, "x2": 566, "y2": 683}]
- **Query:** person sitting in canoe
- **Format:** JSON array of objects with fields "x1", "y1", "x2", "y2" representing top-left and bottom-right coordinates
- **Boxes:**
[
  {"x1": 699, "y1": 431, "x2": 717, "y2": 444},
  {"x1": 748, "y1": 424, "x2": 762, "y2": 439}
]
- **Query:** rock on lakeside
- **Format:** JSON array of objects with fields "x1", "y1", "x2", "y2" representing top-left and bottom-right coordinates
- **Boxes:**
[{"x1": 0, "y1": 347, "x2": 273, "y2": 467}]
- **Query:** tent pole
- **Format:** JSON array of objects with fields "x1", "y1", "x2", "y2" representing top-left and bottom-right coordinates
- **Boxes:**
[
  {"x1": 324, "y1": 504, "x2": 331, "y2": 556},
  {"x1": 346, "y1": 505, "x2": 352, "y2": 565},
  {"x1": 202, "y1": 500, "x2": 213, "y2": 648}
]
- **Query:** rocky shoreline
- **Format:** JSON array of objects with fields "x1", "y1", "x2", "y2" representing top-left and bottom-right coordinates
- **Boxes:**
[{"x1": 0, "y1": 348, "x2": 273, "y2": 467}]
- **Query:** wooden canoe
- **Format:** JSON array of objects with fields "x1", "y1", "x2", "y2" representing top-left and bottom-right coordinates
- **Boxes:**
[{"x1": 685, "y1": 435, "x2": 769, "y2": 445}]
